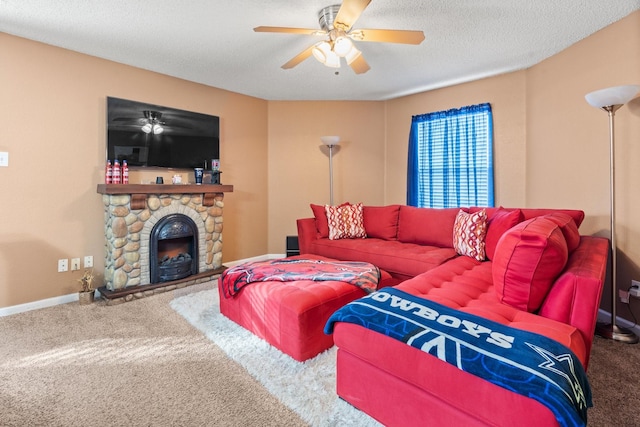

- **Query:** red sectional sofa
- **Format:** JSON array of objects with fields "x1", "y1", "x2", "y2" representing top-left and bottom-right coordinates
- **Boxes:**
[{"x1": 297, "y1": 204, "x2": 608, "y2": 426}]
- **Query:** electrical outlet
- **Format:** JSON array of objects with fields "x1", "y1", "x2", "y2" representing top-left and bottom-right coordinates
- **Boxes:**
[
  {"x1": 58, "y1": 259, "x2": 68, "y2": 273},
  {"x1": 84, "y1": 255, "x2": 93, "y2": 268},
  {"x1": 0, "y1": 152, "x2": 8, "y2": 167},
  {"x1": 71, "y1": 258, "x2": 80, "y2": 271},
  {"x1": 630, "y1": 286, "x2": 640, "y2": 298},
  {"x1": 620, "y1": 289, "x2": 630, "y2": 303}
]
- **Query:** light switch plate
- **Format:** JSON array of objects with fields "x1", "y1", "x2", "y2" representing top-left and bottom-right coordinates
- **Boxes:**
[{"x1": 0, "y1": 152, "x2": 8, "y2": 167}]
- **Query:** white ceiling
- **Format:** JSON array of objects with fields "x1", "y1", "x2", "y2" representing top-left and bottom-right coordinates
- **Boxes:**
[{"x1": 2, "y1": 0, "x2": 639, "y2": 101}]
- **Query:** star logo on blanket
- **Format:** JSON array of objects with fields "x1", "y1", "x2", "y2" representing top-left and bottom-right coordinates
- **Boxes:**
[{"x1": 527, "y1": 343, "x2": 588, "y2": 412}]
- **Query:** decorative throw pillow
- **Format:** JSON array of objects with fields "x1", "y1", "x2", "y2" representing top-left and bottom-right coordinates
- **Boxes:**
[
  {"x1": 452, "y1": 209, "x2": 488, "y2": 261},
  {"x1": 492, "y1": 217, "x2": 569, "y2": 313},
  {"x1": 325, "y1": 203, "x2": 367, "y2": 240}
]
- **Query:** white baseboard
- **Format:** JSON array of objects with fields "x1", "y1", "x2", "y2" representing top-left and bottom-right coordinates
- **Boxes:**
[
  {"x1": 0, "y1": 293, "x2": 80, "y2": 317},
  {"x1": 597, "y1": 308, "x2": 640, "y2": 335},
  {"x1": 0, "y1": 254, "x2": 287, "y2": 317}
]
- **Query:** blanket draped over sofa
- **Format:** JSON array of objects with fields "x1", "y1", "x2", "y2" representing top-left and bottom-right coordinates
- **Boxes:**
[
  {"x1": 325, "y1": 287, "x2": 591, "y2": 427},
  {"x1": 220, "y1": 258, "x2": 380, "y2": 298}
]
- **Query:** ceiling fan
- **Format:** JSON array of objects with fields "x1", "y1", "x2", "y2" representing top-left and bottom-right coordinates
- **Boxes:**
[
  {"x1": 112, "y1": 110, "x2": 166, "y2": 134},
  {"x1": 140, "y1": 111, "x2": 164, "y2": 135},
  {"x1": 254, "y1": 0, "x2": 425, "y2": 74}
]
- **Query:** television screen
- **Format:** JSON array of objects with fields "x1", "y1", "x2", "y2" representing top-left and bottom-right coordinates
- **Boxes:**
[{"x1": 106, "y1": 97, "x2": 219, "y2": 169}]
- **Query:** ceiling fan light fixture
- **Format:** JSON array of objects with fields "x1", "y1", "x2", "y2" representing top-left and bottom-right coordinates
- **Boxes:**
[
  {"x1": 141, "y1": 123, "x2": 152, "y2": 134},
  {"x1": 312, "y1": 41, "x2": 332, "y2": 63},
  {"x1": 324, "y1": 50, "x2": 341, "y2": 68},
  {"x1": 152, "y1": 124, "x2": 164, "y2": 135},
  {"x1": 257, "y1": 1, "x2": 425, "y2": 74},
  {"x1": 333, "y1": 35, "x2": 354, "y2": 57}
]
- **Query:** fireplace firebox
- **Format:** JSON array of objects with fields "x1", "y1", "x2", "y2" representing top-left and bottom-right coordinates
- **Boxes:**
[{"x1": 150, "y1": 214, "x2": 198, "y2": 284}]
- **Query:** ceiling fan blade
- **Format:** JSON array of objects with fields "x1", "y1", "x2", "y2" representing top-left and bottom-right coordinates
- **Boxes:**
[
  {"x1": 348, "y1": 53, "x2": 370, "y2": 74},
  {"x1": 281, "y1": 44, "x2": 316, "y2": 69},
  {"x1": 351, "y1": 29, "x2": 425, "y2": 44},
  {"x1": 334, "y1": 0, "x2": 371, "y2": 32},
  {"x1": 254, "y1": 26, "x2": 323, "y2": 36}
]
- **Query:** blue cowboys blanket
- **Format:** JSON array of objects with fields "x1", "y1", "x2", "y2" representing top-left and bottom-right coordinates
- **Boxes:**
[{"x1": 325, "y1": 287, "x2": 591, "y2": 427}]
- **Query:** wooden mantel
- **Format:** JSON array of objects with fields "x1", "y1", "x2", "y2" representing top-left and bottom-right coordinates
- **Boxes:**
[{"x1": 97, "y1": 184, "x2": 233, "y2": 209}]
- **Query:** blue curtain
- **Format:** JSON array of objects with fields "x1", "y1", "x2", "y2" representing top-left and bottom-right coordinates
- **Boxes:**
[{"x1": 407, "y1": 103, "x2": 494, "y2": 208}]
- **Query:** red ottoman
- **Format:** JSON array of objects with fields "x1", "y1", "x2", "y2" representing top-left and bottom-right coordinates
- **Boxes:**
[{"x1": 218, "y1": 254, "x2": 397, "y2": 362}]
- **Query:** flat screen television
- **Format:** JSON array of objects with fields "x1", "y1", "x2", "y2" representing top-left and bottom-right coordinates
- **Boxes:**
[{"x1": 106, "y1": 97, "x2": 219, "y2": 169}]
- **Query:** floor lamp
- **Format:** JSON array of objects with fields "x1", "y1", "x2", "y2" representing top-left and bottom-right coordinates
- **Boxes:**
[
  {"x1": 320, "y1": 136, "x2": 340, "y2": 206},
  {"x1": 585, "y1": 84, "x2": 639, "y2": 344}
]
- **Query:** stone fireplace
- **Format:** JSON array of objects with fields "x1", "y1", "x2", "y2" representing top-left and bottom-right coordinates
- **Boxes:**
[{"x1": 97, "y1": 184, "x2": 233, "y2": 304}]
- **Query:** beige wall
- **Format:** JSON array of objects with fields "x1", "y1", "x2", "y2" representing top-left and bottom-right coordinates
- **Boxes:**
[
  {"x1": 0, "y1": 33, "x2": 268, "y2": 308},
  {"x1": 2, "y1": 10, "x2": 639, "y2": 322},
  {"x1": 525, "y1": 12, "x2": 640, "y2": 319},
  {"x1": 267, "y1": 101, "x2": 386, "y2": 252}
]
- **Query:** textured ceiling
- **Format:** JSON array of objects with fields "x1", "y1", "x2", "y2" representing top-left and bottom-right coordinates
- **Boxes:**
[{"x1": 1, "y1": 0, "x2": 639, "y2": 101}]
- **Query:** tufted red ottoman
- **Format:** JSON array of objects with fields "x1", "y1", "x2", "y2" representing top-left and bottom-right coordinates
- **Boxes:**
[{"x1": 218, "y1": 254, "x2": 397, "y2": 361}]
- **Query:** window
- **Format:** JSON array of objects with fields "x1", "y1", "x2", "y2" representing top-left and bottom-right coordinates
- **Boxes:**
[{"x1": 407, "y1": 103, "x2": 494, "y2": 208}]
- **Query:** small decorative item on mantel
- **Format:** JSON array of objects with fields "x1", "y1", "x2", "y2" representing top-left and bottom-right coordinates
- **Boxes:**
[{"x1": 77, "y1": 269, "x2": 95, "y2": 305}]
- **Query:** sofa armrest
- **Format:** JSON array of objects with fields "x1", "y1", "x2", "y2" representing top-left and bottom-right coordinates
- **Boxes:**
[
  {"x1": 538, "y1": 236, "x2": 608, "y2": 369},
  {"x1": 296, "y1": 218, "x2": 317, "y2": 254}
]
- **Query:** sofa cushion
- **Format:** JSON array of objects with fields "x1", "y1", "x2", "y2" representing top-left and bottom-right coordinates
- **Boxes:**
[
  {"x1": 492, "y1": 217, "x2": 569, "y2": 312},
  {"x1": 308, "y1": 238, "x2": 457, "y2": 280},
  {"x1": 485, "y1": 208, "x2": 523, "y2": 260},
  {"x1": 363, "y1": 205, "x2": 400, "y2": 240},
  {"x1": 520, "y1": 208, "x2": 585, "y2": 228},
  {"x1": 310, "y1": 204, "x2": 330, "y2": 238},
  {"x1": 326, "y1": 203, "x2": 367, "y2": 240},
  {"x1": 397, "y1": 206, "x2": 461, "y2": 248},
  {"x1": 543, "y1": 212, "x2": 580, "y2": 253},
  {"x1": 392, "y1": 256, "x2": 586, "y2": 363},
  {"x1": 470, "y1": 207, "x2": 585, "y2": 229},
  {"x1": 453, "y1": 209, "x2": 488, "y2": 261}
]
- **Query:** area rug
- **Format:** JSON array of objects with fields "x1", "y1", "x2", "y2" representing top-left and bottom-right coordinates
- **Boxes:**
[{"x1": 170, "y1": 288, "x2": 381, "y2": 427}]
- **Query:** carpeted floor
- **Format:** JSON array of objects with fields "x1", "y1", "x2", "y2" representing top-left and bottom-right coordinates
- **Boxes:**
[
  {"x1": 0, "y1": 280, "x2": 639, "y2": 426},
  {"x1": 0, "y1": 282, "x2": 305, "y2": 427},
  {"x1": 169, "y1": 287, "x2": 380, "y2": 426},
  {"x1": 584, "y1": 334, "x2": 640, "y2": 427}
]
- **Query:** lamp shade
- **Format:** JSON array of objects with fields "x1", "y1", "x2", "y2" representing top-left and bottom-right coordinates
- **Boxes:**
[
  {"x1": 320, "y1": 135, "x2": 340, "y2": 146},
  {"x1": 312, "y1": 41, "x2": 331, "y2": 63},
  {"x1": 333, "y1": 35, "x2": 354, "y2": 57},
  {"x1": 585, "y1": 85, "x2": 639, "y2": 108},
  {"x1": 323, "y1": 50, "x2": 341, "y2": 68}
]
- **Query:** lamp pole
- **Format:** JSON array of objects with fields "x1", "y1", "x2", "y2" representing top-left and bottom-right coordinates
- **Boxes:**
[
  {"x1": 585, "y1": 85, "x2": 639, "y2": 343},
  {"x1": 320, "y1": 136, "x2": 341, "y2": 206},
  {"x1": 328, "y1": 144, "x2": 335, "y2": 206},
  {"x1": 604, "y1": 104, "x2": 624, "y2": 341}
]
